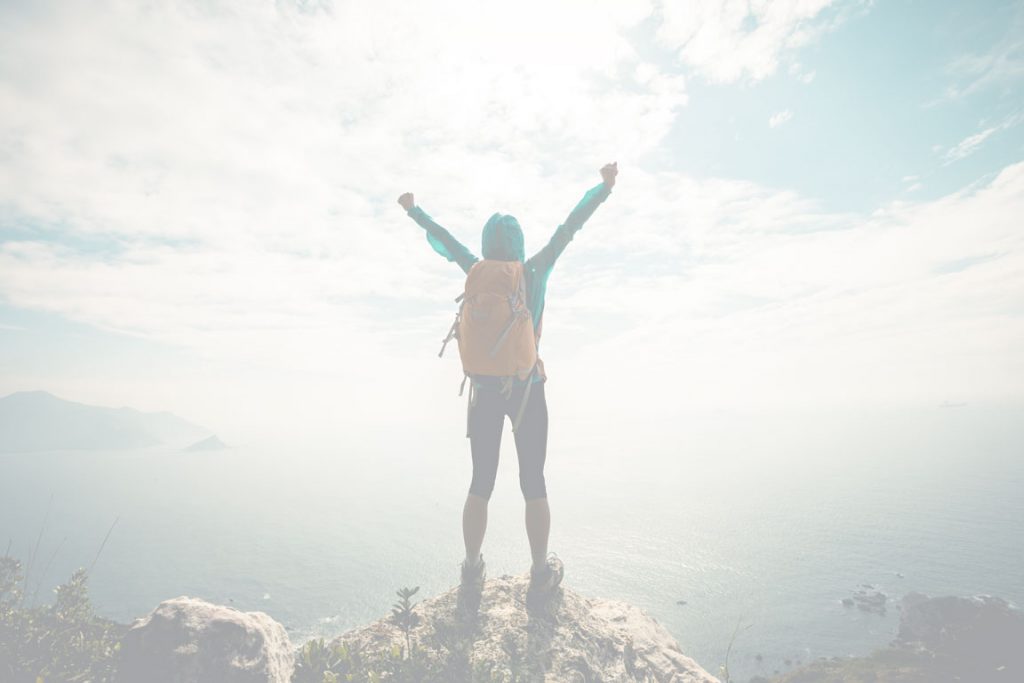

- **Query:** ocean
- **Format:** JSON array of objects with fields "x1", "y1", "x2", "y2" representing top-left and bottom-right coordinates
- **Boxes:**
[{"x1": 2, "y1": 402, "x2": 1022, "y2": 682}]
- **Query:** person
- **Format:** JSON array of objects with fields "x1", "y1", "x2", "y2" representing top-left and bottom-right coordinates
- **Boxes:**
[{"x1": 397, "y1": 162, "x2": 617, "y2": 598}]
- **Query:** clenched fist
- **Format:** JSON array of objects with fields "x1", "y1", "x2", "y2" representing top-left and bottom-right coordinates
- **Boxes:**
[
  {"x1": 600, "y1": 162, "x2": 618, "y2": 188},
  {"x1": 397, "y1": 192, "x2": 414, "y2": 211}
]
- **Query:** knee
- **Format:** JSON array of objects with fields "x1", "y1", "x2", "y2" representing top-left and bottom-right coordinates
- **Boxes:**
[
  {"x1": 470, "y1": 473, "x2": 496, "y2": 501},
  {"x1": 520, "y1": 471, "x2": 547, "y2": 501},
  {"x1": 469, "y1": 485, "x2": 495, "y2": 501}
]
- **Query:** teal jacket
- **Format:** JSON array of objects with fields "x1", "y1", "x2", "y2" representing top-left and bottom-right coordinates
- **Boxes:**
[{"x1": 406, "y1": 181, "x2": 613, "y2": 382}]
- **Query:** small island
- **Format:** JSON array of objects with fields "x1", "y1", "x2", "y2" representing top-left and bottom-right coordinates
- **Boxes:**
[{"x1": 183, "y1": 435, "x2": 229, "y2": 452}]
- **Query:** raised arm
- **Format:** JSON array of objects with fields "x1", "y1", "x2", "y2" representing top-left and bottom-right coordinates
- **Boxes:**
[
  {"x1": 398, "y1": 192, "x2": 479, "y2": 274},
  {"x1": 526, "y1": 163, "x2": 617, "y2": 272}
]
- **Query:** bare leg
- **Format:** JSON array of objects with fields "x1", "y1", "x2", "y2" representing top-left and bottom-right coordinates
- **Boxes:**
[
  {"x1": 525, "y1": 497, "x2": 550, "y2": 570},
  {"x1": 463, "y1": 493, "x2": 488, "y2": 562}
]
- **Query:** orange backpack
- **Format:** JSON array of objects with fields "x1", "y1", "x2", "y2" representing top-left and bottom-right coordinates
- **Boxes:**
[{"x1": 438, "y1": 260, "x2": 539, "y2": 430}]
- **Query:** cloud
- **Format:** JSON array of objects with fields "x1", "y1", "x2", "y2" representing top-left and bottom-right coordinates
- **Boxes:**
[
  {"x1": 943, "y1": 113, "x2": 1023, "y2": 163},
  {"x1": 901, "y1": 176, "x2": 923, "y2": 192},
  {"x1": 544, "y1": 162, "x2": 1024, "y2": 418},
  {"x1": 788, "y1": 61, "x2": 817, "y2": 84},
  {"x1": 942, "y1": 10, "x2": 1024, "y2": 100},
  {"x1": 655, "y1": 0, "x2": 850, "y2": 83},
  {"x1": 0, "y1": 0, "x2": 680, "y2": 246},
  {"x1": 944, "y1": 128, "x2": 996, "y2": 162},
  {"x1": 2, "y1": 0, "x2": 1020, "y2": 435},
  {"x1": 769, "y1": 109, "x2": 793, "y2": 128},
  {"x1": 6, "y1": 160, "x2": 1022, "y2": 422},
  {"x1": 0, "y1": 0, "x2": 690, "y2": 352},
  {"x1": 0, "y1": 0, "x2": 686, "y2": 428}
]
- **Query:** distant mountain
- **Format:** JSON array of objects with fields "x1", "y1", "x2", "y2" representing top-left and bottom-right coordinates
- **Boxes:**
[
  {"x1": 0, "y1": 391, "x2": 213, "y2": 453},
  {"x1": 183, "y1": 435, "x2": 228, "y2": 452}
]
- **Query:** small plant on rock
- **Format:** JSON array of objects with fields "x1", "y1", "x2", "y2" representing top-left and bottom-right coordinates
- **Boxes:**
[{"x1": 390, "y1": 586, "x2": 420, "y2": 659}]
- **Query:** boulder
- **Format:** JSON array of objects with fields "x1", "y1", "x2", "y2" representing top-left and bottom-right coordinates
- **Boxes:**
[
  {"x1": 897, "y1": 592, "x2": 1024, "y2": 676},
  {"x1": 118, "y1": 596, "x2": 293, "y2": 683},
  {"x1": 326, "y1": 574, "x2": 718, "y2": 682},
  {"x1": 776, "y1": 592, "x2": 1024, "y2": 682}
]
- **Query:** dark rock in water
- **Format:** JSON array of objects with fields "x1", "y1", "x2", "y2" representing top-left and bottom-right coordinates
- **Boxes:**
[
  {"x1": 676, "y1": 599, "x2": 688, "y2": 606},
  {"x1": 897, "y1": 592, "x2": 1024, "y2": 674},
  {"x1": 326, "y1": 574, "x2": 717, "y2": 682},
  {"x1": 776, "y1": 592, "x2": 1024, "y2": 682},
  {"x1": 118, "y1": 596, "x2": 293, "y2": 683},
  {"x1": 184, "y1": 434, "x2": 229, "y2": 452},
  {"x1": 846, "y1": 589, "x2": 887, "y2": 615}
]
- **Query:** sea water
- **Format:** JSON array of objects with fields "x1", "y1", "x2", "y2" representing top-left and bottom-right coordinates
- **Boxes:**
[{"x1": 2, "y1": 402, "x2": 1022, "y2": 682}]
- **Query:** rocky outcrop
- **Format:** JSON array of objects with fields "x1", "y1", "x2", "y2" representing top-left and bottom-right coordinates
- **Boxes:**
[
  {"x1": 775, "y1": 592, "x2": 1024, "y2": 683},
  {"x1": 896, "y1": 592, "x2": 1023, "y2": 676},
  {"x1": 329, "y1": 574, "x2": 718, "y2": 682},
  {"x1": 118, "y1": 596, "x2": 294, "y2": 683},
  {"x1": 840, "y1": 586, "x2": 888, "y2": 615}
]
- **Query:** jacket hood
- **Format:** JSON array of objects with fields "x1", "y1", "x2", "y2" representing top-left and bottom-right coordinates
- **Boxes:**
[{"x1": 481, "y1": 213, "x2": 525, "y2": 261}]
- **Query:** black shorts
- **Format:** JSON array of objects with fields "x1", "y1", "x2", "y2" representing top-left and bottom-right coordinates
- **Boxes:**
[{"x1": 467, "y1": 378, "x2": 548, "y2": 501}]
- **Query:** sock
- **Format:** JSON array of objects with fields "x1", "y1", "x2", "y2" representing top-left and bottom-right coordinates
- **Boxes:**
[{"x1": 464, "y1": 553, "x2": 482, "y2": 567}]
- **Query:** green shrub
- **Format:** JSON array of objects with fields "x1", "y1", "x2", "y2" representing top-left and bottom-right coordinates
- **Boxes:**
[
  {"x1": 293, "y1": 586, "x2": 452, "y2": 683},
  {"x1": 0, "y1": 555, "x2": 125, "y2": 683},
  {"x1": 293, "y1": 635, "x2": 448, "y2": 683}
]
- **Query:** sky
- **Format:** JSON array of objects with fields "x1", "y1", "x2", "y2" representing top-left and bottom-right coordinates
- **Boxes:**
[{"x1": 1, "y1": 0, "x2": 1022, "y2": 445}]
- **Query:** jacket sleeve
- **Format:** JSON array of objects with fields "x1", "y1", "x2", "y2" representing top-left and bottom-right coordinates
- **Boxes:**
[
  {"x1": 527, "y1": 181, "x2": 612, "y2": 273},
  {"x1": 406, "y1": 206, "x2": 479, "y2": 274}
]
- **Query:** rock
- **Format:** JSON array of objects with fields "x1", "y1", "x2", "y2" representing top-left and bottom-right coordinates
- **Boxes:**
[
  {"x1": 327, "y1": 574, "x2": 718, "y2": 682},
  {"x1": 847, "y1": 589, "x2": 887, "y2": 615},
  {"x1": 896, "y1": 592, "x2": 1024, "y2": 676},
  {"x1": 777, "y1": 592, "x2": 1024, "y2": 682},
  {"x1": 118, "y1": 596, "x2": 294, "y2": 683}
]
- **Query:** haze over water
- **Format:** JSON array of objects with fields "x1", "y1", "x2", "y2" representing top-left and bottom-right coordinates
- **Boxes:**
[{"x1": 3, "y1": 401, "x2": 1022, "y2": 682}]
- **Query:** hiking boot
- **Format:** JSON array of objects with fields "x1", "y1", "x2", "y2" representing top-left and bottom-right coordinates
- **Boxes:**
[
  {"x1": 527, "y1": 553, "x2": 564, "y2": 596},
  {"x1": 460, "y1": 554, "x2": 486, "y2": 590}
]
